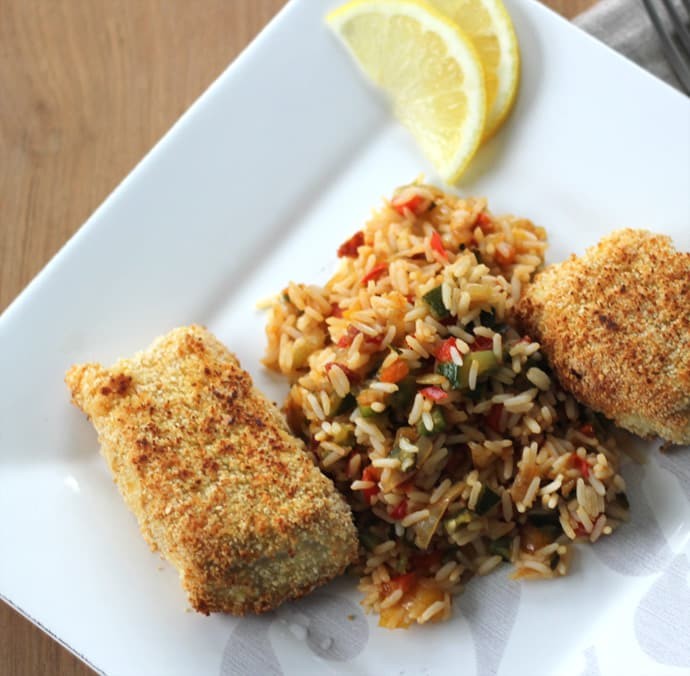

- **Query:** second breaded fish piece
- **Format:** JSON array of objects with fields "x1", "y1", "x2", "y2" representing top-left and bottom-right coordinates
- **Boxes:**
[
  {"x1": 515, "y1": 229, "x2": 690, "y2": 445},
  {"x1": 65, "y1": 325, "x2": 358, "y2": 614}
]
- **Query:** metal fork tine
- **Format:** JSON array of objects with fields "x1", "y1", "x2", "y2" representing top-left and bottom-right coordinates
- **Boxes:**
[
  {"x1": 659, "y1": 0, "x2": 690, "y2": 53},
  {"x1": 682, "y1": 0, "x2": 690, "y2": 16},
  {"x1": 641, "y1": 0, "x2": 690, "y2": 93}
]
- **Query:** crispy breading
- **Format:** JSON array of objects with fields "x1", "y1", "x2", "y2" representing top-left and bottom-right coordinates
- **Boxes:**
[
  {"x1": 65, "y1": 325, "x2": 358, "y2": 614},
  {"x1": 515, "y1": 229, "x2": 690, "y2": 445}
]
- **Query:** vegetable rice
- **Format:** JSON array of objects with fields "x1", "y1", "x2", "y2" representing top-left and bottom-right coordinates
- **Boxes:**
[{"x1": 263, "y1": 183, "x2": 628, "y2": 628}]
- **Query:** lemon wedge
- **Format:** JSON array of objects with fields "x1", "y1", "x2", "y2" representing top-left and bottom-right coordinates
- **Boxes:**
[
  {"x1": 327, "y1": 0, "x2": 486, "y2": 183},
  {"x1": 425, "y1": 0, "x2": 520, "y2": 138}
]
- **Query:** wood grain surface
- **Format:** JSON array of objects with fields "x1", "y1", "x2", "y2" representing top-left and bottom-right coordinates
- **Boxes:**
[{"x1": 0, "y1": 0, "x2": 596, "y2": 674}]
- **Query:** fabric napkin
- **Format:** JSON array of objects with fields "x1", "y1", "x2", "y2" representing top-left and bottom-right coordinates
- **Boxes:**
[{"x1": 574, "y1": 0, "x2": 685, "y2": 92}]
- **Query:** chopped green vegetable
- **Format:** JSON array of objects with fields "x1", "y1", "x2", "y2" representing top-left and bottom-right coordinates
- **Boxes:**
[
  {"x1": 389, "y1": 376, "x2": 416, "y2": 412},
  {"x1": 443, "y1": 510, "x2": 472, "y2": 534},
  {"x1": 336, "y1": 393, "x2": 357, "y2": 415},
  {"x1": 478, "y1": 309, "x2": 508, "y2": 334},
  {"x1": 282, "y1": 292, "x2": 290, "y2": 302},
  {"x1": 465, "y1": 381, "x2": 488, "y2": 402},
  {"x1": 438, "y1": 352, "x2": 498, "y2": 390},
  {"x1": 479, "y1": 309, "x2": 497, "y2": 329},
  {"x1": 417, "y1": 407, "x2": 446, "y2": 436},
  {"x1": 423, "y1": 285, "x2": 450, "y2": 319},
  {"x1": 489, "y1": 536, "x2": 512, "y2": 561},
  {"x1": 390, "y1": 445, "x2": 417, "y2": 472},
  {"x1": 523, "y1": 355, "x2": 544, "y2": 373},
  {"x1": 358, "y1": 405, "x2": 378, "y2": 418},
  {"x1": 366, "y1": 356, "x2": 386, "y2": 379},
  {"x1": 437, "y1": 361, "x2": 461, "y2": 389},
  {"x1": 473, "y1": 486, "x2": 501, "y2": 515},
  {"x1": 549, "y1": 553, "x2": 560, "y2": 570},
  {"x1": 394, "y1": 552, "x2": 409, "y2": 574},
  {"x1": 459, "y1": 350, "x2": 498, "y2": 388},
  {"x1": 359, "y1": 532, "x2": 382, "y2": 550},
  {"x1": 526, "y1": 510, "x2": 560, "y2": 528}
]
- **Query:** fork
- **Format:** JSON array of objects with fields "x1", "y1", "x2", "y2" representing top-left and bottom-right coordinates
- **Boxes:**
[{"x1": 640, "y1": 0, "x2": 690, "y2": 93}]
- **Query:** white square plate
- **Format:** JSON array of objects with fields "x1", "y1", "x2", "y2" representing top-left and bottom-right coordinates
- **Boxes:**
[{"x1": 1, "y1": 1, "x2": 689, "y2": 674}]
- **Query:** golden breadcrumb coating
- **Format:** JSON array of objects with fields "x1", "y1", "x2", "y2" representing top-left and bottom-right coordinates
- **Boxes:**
[
  {"x1": 515, "y1": 229, "x2": 690, "y2": 445},
  {"x1": 65, "y1": 325, "x2": 357, "y2": 614}
]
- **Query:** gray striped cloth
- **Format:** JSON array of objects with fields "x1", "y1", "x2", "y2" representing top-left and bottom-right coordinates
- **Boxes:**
[{"x1": 575, "y1": 0, "x2": 683, "y2": 92}]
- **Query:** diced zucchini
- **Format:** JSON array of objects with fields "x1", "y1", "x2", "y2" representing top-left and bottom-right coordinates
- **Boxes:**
[
  {"x1": 437, "y1": 351, "x2": 498, "y2": 390},
  {"x1": 473, "y1": 486, "x2": 501, "y2": 515},
  {"x1": 437, "y1": 362, "x2": 460, "y2": 389},
  {"x1": 422, "y1": 285, "x2": 450, "y2": 319},
  {"x1": 526, "y1": 510, "x2": 560, "y2": 529},
  {"x1": 479, "y1": 309, "x2": 497, "y2": 329},
  {"x1": 389, "y1": 376, "x2": 416, "y2": 412},
  {"x1": 465, "y1": 381, "x2": 488, "y2": 402},
  {"x1": 417, "y1": 407, "x2": 446, "y2": 436},
  {"x1": 479, "y1": 309, "x2": 507, "y2": 334},
  {"x1": 335, "y1": 393, "x2": 356, "y2": 415},
  {"x1": 390, "y1": 445, "x2": 417, "y2": 472},
  {"x1": 443, "y1": 510, "x2": 472, "y2": 534},
  {"x1": 359, "y1": 531, "x2": 382, "y2": 551},
  {"x1": 358, "y1": 405, "x2": 378, "y2": 418},
  {"x1": 458, "y1": 350, "x2": 498, "y2": 388},
  {"x1": 394, "y1": 552, "x2": 409, "y2": 574},
  {"x1": 489, "y1": 536, "x2": 512, "y2": 561},
  {"x1": 523, "y1": 355, "x2": 544, "y2": 373}
]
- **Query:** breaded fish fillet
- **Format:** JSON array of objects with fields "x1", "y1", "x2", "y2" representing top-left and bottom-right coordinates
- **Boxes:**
[
  {"x1": 515, "y1": 229, "x2": 690, "y2": 445},
  {"x1": 65, "y1": 325, "x2": 358, "y2": 614}
]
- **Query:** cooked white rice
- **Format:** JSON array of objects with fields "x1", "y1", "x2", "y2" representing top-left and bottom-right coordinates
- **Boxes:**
[{"x1": 263, "y1": 184, "x2": 628, "y2": 629}]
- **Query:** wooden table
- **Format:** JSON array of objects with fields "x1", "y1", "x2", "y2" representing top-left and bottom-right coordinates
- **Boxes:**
[{"x1": 0, "y1": 0, "x2": 596, "y2": 673}]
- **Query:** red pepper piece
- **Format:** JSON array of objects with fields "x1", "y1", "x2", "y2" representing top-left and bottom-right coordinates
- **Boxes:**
[
  {"x1": 337, "y1": 325, "x2": 360, "y2": 348},
  {"x1": 337, "y1": 230, "x2": 365, "y2": 258},
  {"x1": 495, "y1": 241, "x2": 516, "y2": 265},
  {"x1": 430, "y1": 231, "x2": 448, "y2": 260},
  {"x1": 475, "y1": 211, "x2": 493, "y2": 231},
  {"x1": 486, "y1": 403, "x2": 504, "y2": 433},
  {"x1": 571, "y1": 454, "x2": 590, "y2": 478},
  {"x1": 325, "y1": 362, "x2": 359, "y2": 383},
  {"x1": 444, "y1": 448, "x2": 466, "y2": 474},
  {"x1": 364, "y1": 333, "x2": 385, "y2": 346},
  {"x1": 380, "y1": 360, "x2": 410, "y2": 383},
  {"x1": 398, "y1": 479, "x2": 415, "y2": 494},
  {"x1": 392, "y1": 192, "x2": 428, "y2": 216},
  {"x1": 435, "y1": 337, "x2": 458, "y2": 362},
  {"x1": 361, "y1": 262, "x2": 388, "y2": 286},
  {"x1": 573, "y1": 523, "x2": 589, "y2": 538},
  {"x1": 411, "y1": 550, "x2": 443, "y2": 572},
  {"x1": 361, "y1": 466, "x2": 380, "y2": 504},
  {"x1": 420, "y1": 386, "x2": 448, "y2": 402},
  {"x1": 330, "y1": 303, "x2": 343, "y2": 318},
  {"x1": 472, "y1": 335, "x2": 494, "y2": 351},
  {"x1": 390, "y1": 572, "x2": 417, "y2": 594},
  {"x1": 579, "y1": 423, "x2": 595, "y2": 437},
  {"x1": 390, "y1": 499, "x2": 408, "y2": 520}
]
